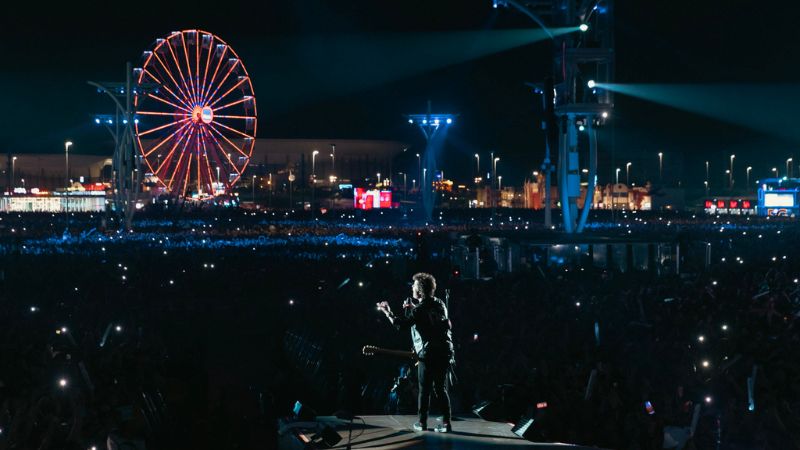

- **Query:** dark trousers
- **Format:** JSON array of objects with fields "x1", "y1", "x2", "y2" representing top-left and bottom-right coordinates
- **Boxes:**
[{"x1": 417, "y1": 358, "x2": 451, "y2": 423}]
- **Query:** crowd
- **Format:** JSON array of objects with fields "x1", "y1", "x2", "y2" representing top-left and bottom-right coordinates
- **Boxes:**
[{"x1": 0, "y1": 208, "x2": 799, "y2": 449}]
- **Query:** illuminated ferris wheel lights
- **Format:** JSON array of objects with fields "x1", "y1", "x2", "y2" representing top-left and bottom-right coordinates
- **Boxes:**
[{"x1": 134, "y1": 29, "x2": 256, "y2": 197}]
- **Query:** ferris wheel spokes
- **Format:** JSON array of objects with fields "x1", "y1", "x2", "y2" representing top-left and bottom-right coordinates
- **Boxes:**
[{"x1": 135, "y1": 30, "x2": 256, "y2": 197}]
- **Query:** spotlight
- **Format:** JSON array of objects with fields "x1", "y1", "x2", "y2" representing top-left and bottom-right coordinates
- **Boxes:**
[
  {"x1": 422, "y1": 119, "x2": 427, "y2": 124},
  {"x1": 446, "y1": 118, "x2": 452, "y2": 124},
  {"x1": 408, "y1": 118, "x2": 413, "y2": 124},
  {"x1": 587, "y1": 79, "x2": 596, "y2": 88},
  {"x1": 579, "y1": 23, "x2": 589, "y2": 32},
  {"x1": 59, "y1": 378, "x2": 68, "y2": 388},
  {"x1": 94, "y1": 118, "x2": 100, "y2": 124},
  {"x1": 601, "y1": 111, "x2": 608, "y2": 118},
  {"x1": 578, "y1": 125, "x2": 585, "y2": 131}
]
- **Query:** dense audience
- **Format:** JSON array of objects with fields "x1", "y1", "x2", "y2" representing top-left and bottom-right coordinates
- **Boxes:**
[{"x1": 0, "y1": 208, "x2": 798, "y2": 449}]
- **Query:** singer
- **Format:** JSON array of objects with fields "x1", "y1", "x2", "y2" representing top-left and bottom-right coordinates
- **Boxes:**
[{"x1": 377, "y1": 273, "x2": 454, "y2": 433}]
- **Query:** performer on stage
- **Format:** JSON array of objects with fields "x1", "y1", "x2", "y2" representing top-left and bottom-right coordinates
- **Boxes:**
[{"x1": 377, "y1": 272, "x2": 454, "y2": 433}]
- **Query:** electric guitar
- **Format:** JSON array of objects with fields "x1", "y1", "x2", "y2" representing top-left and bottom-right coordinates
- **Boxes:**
[{"x1": 362, "y1": 345, "x2": 418, "y2": 363}]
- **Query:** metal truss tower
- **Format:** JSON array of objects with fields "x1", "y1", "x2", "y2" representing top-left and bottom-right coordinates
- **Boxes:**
[
  {"x1": 89, "y1": 63, "x2": 154, "y2": 229},
  {"x1": 496, "y1": 0, "x2": 614, "y2": 233}
]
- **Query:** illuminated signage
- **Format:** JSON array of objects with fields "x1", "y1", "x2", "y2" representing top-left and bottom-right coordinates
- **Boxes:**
[
  {"x1": 354, "y1": 188, "x2": 393, "y2": 209},
  {"x1": 764, "y1": 193, "x2": 795, "y2": 207}
]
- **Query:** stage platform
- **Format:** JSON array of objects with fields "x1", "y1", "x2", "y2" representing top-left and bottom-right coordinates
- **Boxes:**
[{"x1": 279, "y1": 415, "x2": 599, "y2": 449}]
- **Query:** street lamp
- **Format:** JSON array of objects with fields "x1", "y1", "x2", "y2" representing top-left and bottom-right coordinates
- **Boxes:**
[
  {"x1": 787, "y1": 158, "x2": 793, "y2": 178},
  {"x1": 65, "y1": 141, "x2": 73, "y2": 187},
  {"x1": 493, "y1": 157, "x2": 500, "y2": 188},
  {"x1": 474, "y1": 153, "x2": 480, "y2": 177},
  {"x1": 398, "y1": 172, "x2": 407, "y2": 197},
  {"x1": 11, "y1": 156, "x2": 17, "y2": 189},
  {"x1": 615, "y1": 167, "x2": 621, "y2": 184},
  {"x1": 377, "y1": 172, "x2": 381, "y2": 185},
  {"x1": 312, "y1": 150, "x2": 319, "y2": 177},
  {"x1": 746, "y1": 166, "x2": 752, "y2": 187},
  {"x1": 729, "y1": 154, "x2": 735, "y2": 188},
  {"x1": 705, "y1": 161, "x2": 709, "y2": 183},
  {"x1": 64, "y1": 141, "x2": 73, "y2": 225},
  {"x1": 252, "y1": 175, "x2": 257, "y2": 202},
  {"x1": 626, "y1": 162, "x2": 632, "y2": 186},
  {"x1": 330, "y1": 144, "x2": 336, "y2": 176},
  {"x1": 658, "y1": 152, "x2": 663, "y2": 182},
  {"x1": 498, "y1": 175, "x2": 503, "y2": 191},
  {"x1": 704, "y1": 180, "x2": 709, "y2": 196},
  {"x1": 772, "y1": 167, "x2": 778, "y2": 177},
  {"x1": 416, "y1": 153, "x2": 421, "y2": 184}
]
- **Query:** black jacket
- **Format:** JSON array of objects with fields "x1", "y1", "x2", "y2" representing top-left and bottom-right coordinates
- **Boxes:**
[{"x1": 393, "y1": 297, "x2": 454, "y2": 362}]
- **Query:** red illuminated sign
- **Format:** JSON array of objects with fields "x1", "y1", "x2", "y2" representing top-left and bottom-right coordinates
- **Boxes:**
[
  {"x1": 704, "y1": 200, "x2": 713, "y2": 208},
  {"x1": 742, "y1": 200, "x2": 751, "y2": 209},
  {"x1": 354, "y1": 189, "x2": 393, "y2": 210},
  {"x1": 717, "y1": 200, "x2": 726, "y2": 208},
  {"x1": 729, "y1": 200, "x2": 738, "y2": 209}
]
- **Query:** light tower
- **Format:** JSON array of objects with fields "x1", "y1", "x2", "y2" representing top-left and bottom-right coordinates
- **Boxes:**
[
  {"x1": 500, "y1": 0, "x2": 614, "y2": 232},
  {"x1": 405, "y1": 100, "x2": 456, "y2": 220},
  {"x1": 89, "y1": 63, "x2": 156, "y2": 229}
]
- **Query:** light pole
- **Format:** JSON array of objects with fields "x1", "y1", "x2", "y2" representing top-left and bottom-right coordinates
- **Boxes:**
[
  {"x1": 330, "y1": 144, "x2": 336, "y2": 177},
  {"x1": 412, "y1": 179, "x2": 416, "y2": 191},
  {"x1": 787, "y1": 158, "x2": 793, "y2": 178},
  {"x1": 65, "y1": 141, "x2": 73, "y2": 226},
  {"x1": 493, "y1": 157, "x2": 500, "y2": 188},
  {"x1": 474, "y1": 153, "x2": 480, "y2": 177},
  {"x1": 746, "y1": 166, "x2": 752, "y2": 188},
  {"x1": 658, "y1": 152, "x2": 663, "y2": 182},
  {"x1": 377, "y1": 172, "x2": 381, "y2": 185},
  {"x1": 498, "y1": 175, "x2": 503, "y2": 191},
  {"x1": 399, "y1": 172, "x2": 407, "y2": 198},
  {"x1": 312, "y1": 150, "x2": 319, "y2": 178},
  {"x1": 626, "y1": 162, "x2": 632, "y2": 186},
  {"x1": 268, "y1": 173, "x2": 273, "y2": 207},
  {"x1": 704, "y1": 180, "x2": 709, "y2": 196},
  {"x1": 615, "y1": 167, "x2": 621, "y2": 184},
  {"x1": 423, "y1": 168, "x2": 427, "y2": 191},
  {"x1": 705, "y1": 161, "x2": 709, "y2": 183},
  {"x1": 772, "y1": 167, "x2": 779, "y2": 177},
  {"x1": 252, "y1": 175, "x2": 257, "y2": 203},
  {"x1": 729, "y1": 154, "x2": 735, "y2": 188},
  {"x1": 416, "y1": 153, "x2": 421, "y2": 186},
  {"x1": 11, "y1": 156, "x2": 17, "y2": 189}
]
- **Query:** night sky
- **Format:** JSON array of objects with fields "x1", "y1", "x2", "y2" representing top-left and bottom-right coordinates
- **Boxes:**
[{"x1": 1, "y1": 0, "x2": 798, "y2": 187}]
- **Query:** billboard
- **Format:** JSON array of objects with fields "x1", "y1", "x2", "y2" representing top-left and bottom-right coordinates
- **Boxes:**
[
  {"x1": 354, "y1": 189, "x2": 393, "y2": 209},
  {"x1": 764, "y1": 193, "x2": 795, "y2": 207}
]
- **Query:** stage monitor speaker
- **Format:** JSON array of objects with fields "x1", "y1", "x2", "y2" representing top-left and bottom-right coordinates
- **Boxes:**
[
  {"x1": 472, "y1": 400, "x2": 505, "y2": 422},
  {"x1": 511, "y1": 403, "x2": 552, "y2": 442}
]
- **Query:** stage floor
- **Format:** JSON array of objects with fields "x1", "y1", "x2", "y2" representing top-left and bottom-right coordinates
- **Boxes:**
[{"x1": 282, "y1": 415, "x2": 596, "y2": 449}]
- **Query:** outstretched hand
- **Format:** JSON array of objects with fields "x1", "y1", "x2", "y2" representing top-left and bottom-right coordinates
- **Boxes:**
[{"x1": 376, "y1": 301, "x2": 392, "y2": 317}]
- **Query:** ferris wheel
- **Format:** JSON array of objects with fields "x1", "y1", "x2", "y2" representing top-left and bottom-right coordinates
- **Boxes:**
[{"x1": 134, "y1": 29, "x2": 257, "y2": 198}]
